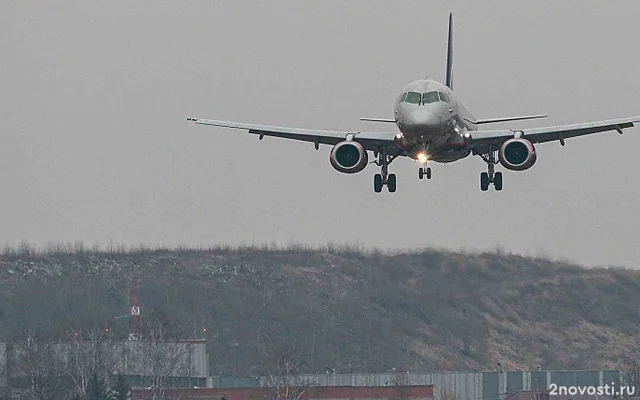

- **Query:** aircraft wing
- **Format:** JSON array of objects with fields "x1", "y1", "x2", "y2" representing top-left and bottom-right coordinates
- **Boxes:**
[
  {"x1": 186, "y1": 117, "x2": 400, "y2": 152},
  {"x1": 469, "y1": 116, "x2": 640, "y2": 151}
]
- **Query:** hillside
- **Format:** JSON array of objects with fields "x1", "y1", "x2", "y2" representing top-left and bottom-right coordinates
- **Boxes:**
[{"x1": 1, "y1": 244, "x2": 639, "y2": 375}]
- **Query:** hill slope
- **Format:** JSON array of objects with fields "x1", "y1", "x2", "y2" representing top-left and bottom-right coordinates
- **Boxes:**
[{"x1": 1, "y1": 245, "x2": 639, "y2": 375}]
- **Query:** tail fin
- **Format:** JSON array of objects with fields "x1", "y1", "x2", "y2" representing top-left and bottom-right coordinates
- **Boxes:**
[{"x1": 445, "y1": 13, "x2": 453, "y2": 89}]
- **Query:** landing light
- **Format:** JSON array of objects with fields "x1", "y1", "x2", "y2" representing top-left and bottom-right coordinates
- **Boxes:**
[{"x1": 417, "y1": 153, "x2": 429, "y2": 163}]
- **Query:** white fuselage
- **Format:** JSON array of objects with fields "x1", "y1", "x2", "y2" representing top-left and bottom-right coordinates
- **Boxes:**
[{"x1": 393, "y1": 79, "x2": 477, "y2": 163}]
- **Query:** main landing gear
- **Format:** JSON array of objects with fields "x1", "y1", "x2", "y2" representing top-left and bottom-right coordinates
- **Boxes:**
[
  {"x1": 418, "y1": 166, "x2": 431, "y2": 180},
  {"x1": 373, "y1": 149, "x2": 398, "y2": 193},
  {"x1": 479, "y1": 149, "x2": 502, "y2": 191}
]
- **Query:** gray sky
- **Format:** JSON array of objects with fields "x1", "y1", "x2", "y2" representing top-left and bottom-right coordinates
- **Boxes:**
[{"x1": 3, "y1": 1, "x2": 640, "y2": 267}]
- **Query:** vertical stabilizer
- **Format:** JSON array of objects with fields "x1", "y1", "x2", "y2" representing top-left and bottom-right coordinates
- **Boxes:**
[{"x1": 445, "y1": 13, "x2": 453, "y2": 89}]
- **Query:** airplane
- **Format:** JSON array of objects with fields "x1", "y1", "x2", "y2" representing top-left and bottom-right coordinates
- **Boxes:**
[{"x1": 187, "y1": 13, "x2": 639, "y2": 193}]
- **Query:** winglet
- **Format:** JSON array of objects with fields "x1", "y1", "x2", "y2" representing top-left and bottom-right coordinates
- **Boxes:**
[
  {"x1": 445, "y1": 13, "x2": 453, "y2": 89},
  {"x1": 187, "y1": 117, "x2": 198, "y2": 121}
]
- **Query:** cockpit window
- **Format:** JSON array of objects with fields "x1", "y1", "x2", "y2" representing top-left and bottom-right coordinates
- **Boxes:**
[
  {"x1": 399, "y1": 92, "x2": 407, "y2": 102},
  {"x1": 422, "y1": 91, "x2": 440, "y2": 104},
  {"x1": 439, "y1": 92, "x2": 450, "y2": 102},
  {"x1": 404, "y1": 92, "x2": 421, "y2": 104}
]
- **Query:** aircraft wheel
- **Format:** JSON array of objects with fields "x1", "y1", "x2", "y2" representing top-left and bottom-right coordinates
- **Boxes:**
[
  {"x1": 426, "y1": 167, "x2": 432, "y2": 179},
  {"x1": 374, "y1": 174, "x2": 383, "y2": 193},
  {"x1": 480, "y1": 172, "x2": 489, "y2": 191},
  {"x1": 419, "y1": 169, "x2": 424, "y2": 179},
  {"x1": 387, "y1": 174, "x2": 397, "y2": 192},
  {"x1": 494, "y1": 172, "x2": 503, "y2": 191}
]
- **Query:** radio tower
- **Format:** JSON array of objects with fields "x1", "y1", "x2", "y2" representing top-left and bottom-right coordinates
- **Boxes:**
[{"x1": 129, "y1": 276, "x2": 142, "y2": 340}]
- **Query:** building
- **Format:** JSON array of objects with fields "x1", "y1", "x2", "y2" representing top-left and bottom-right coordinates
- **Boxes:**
[
  {"x1": 506, "y1": 390, "x2": 615, "y2": 400},
  {"x1": 1, "y1": 339, "x2": 208, "y2": 388},
  {"x1": 131, "y1": 385, "x2": 435, "y2": 400},
  {"x1": 239, "y1": 370, "x2": 622, "y2": 400},
  {"x1": 0, "y1": 342, "x2": 623, "y2": 400}
]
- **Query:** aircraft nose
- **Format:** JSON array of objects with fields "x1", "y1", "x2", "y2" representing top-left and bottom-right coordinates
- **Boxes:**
[{"x1": 405, "y1": 110, "x2": 439, "y2": 129}]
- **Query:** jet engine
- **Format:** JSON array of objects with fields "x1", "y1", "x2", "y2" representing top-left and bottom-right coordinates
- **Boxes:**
[
  {"x1": 499, "y1": 138, "x2": 536, "y2": 171},
  {"x1": 329, "y1": 140, "x2": 368, "y2": 173}
]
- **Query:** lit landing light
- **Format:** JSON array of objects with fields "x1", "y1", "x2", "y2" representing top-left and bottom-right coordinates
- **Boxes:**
[
  {"x1": 462, "y1": 132, "x2": 472, "y2": 145},
  {"x1": 417, "y1": 153, "x2": 429, "y2": 164},
  {"x1": 394, "y1": 132, "x2": 403, "y2": 144},
  {"x1": 394, "y1": 132, "x2": 409, "y2": 149}
]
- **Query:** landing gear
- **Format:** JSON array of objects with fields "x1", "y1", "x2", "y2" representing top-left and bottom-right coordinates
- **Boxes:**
[
  {"x1": 374, "y1": 174, "x2": 383, "y2": 192},
  {"x1": 480, "y1": 172, "x2": 489, "y2": 191},
  {"x1": 373, "y1": 148, "x2": 398, "y2": 193},
  {"x1": 373, "y1": 172, "x2": 397, "y2": 192},
  {"x1": 387, "y1": 173, "x2": 397, "y2": 192},
  {"x1": 418, "y1": 166, "x2": 431, "y2": 180},
  {"x1": 494, "y1": 171, "x2": 503, "y2": 191},
  {"x1": 479, "y1": 149, "x2": 503, "y2": 191}
]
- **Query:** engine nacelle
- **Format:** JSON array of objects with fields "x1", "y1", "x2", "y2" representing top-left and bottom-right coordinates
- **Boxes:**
[
  {"x1": 329, "y1": 140, "x2": 368, "y2": 173},
  {"x1": 499, "y1": 138, "x2": 537, "y2": 171}
]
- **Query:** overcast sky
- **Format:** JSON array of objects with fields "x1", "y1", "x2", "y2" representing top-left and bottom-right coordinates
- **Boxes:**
[{"x1": 3, "y1": 1, "x2": 640, "y2": 267}]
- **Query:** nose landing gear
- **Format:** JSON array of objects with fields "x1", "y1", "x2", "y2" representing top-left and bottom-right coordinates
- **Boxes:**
[{"x1": 418, "y1": 166, "x2": 431, "y2": 180}]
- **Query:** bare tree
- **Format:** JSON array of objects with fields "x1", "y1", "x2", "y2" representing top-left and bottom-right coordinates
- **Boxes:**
[
  {"x1": 391, "y1": 369, "x2": 410, "y2": 400},
  {"x1": 112, "y1": 374, "x2": 131, "y2": 400},
  {"x1": 266, "y1": 347, "x2": 312, "y2": 400},
  {"x1": 15, "y1": 332, "x2": 69, "y2": 400},
  {"x1": 0, "y1": 343, "x2": 7, "y2": 391},
  {"x1": 125, "y1": 320, "x2": 189, "y2": 400},
  {"x1": 622, "y1": 361, "x2": 640, "y2": 399},
  {"x1": 64, "y1": 327, "x2": 120, "y2": 396},
  {"x1": 84, "y1": 372, "x2": 112, "y2": 400}
]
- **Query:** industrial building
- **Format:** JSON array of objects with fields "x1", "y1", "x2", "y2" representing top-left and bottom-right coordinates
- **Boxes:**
[
  {"x1": 130, "y1": 385, "x2": 435, "y2": 400},
  {"x1": 212, "y1": 369, "x2": 622, "y2": 400},
  {"x1": 507, "y1": 391, "x2": 614, "y2": 400},
  {"x1": 0, "y1": 340, "x2": 624, "y2": 400},
  {"x1": 1, "y1": 339, "x2": 208, "y2": 388},
  {"x1": 130, "y1": 370, "x2": 625, "y2": 400}
]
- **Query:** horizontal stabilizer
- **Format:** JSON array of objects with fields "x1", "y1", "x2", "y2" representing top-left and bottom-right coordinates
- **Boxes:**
[
  {"x1": 360, "y1": 117, "x2": 396, "y2": 123},
  {"x1": 475, "y1": 114, "x2": 547, "y2": 124}
]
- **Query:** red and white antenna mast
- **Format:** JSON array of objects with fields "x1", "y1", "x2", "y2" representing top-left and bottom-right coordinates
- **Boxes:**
[{"x1": 129, "y1": 276, "x2": 142, "y2": 340}]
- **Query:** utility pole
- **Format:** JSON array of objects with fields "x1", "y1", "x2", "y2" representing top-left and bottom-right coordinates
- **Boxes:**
[
  {"x1": 129, "y1": 276, "x2": 142, "y2": 340},
  {"x1": 497, "y1": 362, "x2": 503, "y2": 400}
]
